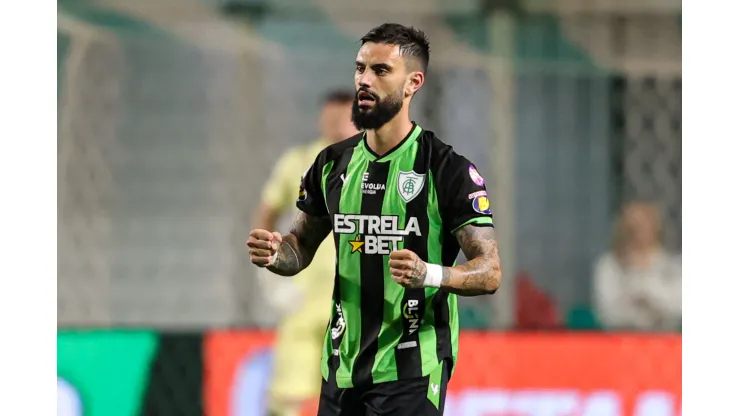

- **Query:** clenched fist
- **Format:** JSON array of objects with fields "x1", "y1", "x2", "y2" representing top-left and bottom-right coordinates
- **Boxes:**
[
  {"x1": 247, "y1": 229, "x2": 282, "y2": 267},
  {"x1": 388, "y1": 249, "x2": 427, "y2": 288}
]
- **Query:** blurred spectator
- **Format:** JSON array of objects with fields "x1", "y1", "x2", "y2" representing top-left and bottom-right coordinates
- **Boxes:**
[
  {"x1": 515, "y1": 272, "x2": 562, "y2": 330},
  {"x1": 593, "y1": 202, "x2": 682, "y2": 331},
  {"x1": 252, "y1": 88, "x2": 357, "y2": 416}
]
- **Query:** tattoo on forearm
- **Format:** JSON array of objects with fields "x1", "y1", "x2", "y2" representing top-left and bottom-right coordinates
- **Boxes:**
[
  {"x1": 410, "y1": 256, "x2": 427, "y2": 285},
  {"x1": 268, "y1": 234, "x2": 301, "y2": 276},
  {"x1": 268, "y1": 211, "x2": 331, "y2": 276},
  {"x1": 442, "y1": 225, "x2": 502, "y2": 296}
]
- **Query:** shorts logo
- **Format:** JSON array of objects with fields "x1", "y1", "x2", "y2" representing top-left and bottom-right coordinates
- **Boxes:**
[
  {"x1": 472, "y1": 195, "x2": 491, "y2": 215},
  {"x1": 469, "y1": 165, "x2": 485, "y2": 186},
  {"x1": 397, "y1": 171, "x2": 425, "y2": 203}
]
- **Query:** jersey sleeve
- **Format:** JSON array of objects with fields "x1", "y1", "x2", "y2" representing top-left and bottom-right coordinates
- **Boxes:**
[
  {"x1": 437, "y1": 154, "x2": 494, "y2": 234},
  {"x1": 261, "y1": 150, "x2": 300, "y2": 211},
  {"x1": 295, "y1": 152, "x2": 329, "y2": 217}
]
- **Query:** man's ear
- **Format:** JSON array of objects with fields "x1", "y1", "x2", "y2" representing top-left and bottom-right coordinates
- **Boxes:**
[{"x1": 405, "y1": 71, "x2": 424, "y2": 98}]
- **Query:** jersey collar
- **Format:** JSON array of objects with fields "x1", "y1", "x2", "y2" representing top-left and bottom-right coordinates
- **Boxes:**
[{"x1": 360, "y1": 122, "x2": 422, "y2": 163}]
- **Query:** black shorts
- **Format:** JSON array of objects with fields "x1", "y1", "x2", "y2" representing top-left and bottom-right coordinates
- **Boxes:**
[{"x1": 317, "y1": 360, "x2": 450, "y2": 416}]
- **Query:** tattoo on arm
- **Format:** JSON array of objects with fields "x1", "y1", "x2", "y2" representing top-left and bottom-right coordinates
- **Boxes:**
[
  {"x1": 267, "y1": 211, "x2": 332, "y2": 276},
  {"x1": 440, "y1": 225, "x2": 502, "y2": 296}
]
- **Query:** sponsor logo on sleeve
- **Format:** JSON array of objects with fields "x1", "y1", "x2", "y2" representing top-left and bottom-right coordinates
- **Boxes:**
[
  {"x1": 468, "y1": 165, "x2": 485, "y2": 186},
  {"x1": 472, "y1": 195, "x2": 491, "y2": 215},
  {"x1": 297, "y1": 166, "x2": 310, "y2": 202},
  {"x1": 468, "y1": 190, "x2": 487, "y2": 200}
]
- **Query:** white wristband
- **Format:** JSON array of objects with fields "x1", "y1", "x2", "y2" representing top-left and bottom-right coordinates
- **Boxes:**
[{"x1": 423, "y1": 263, "x2": 443, "y2": 288}]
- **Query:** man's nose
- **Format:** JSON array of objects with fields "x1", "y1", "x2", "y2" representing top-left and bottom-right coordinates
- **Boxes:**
[{"x1": 357, "y1": 73, "x2": 374, "y2": 89}]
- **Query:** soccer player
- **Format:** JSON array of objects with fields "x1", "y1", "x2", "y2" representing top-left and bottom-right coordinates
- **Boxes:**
[
  {"x1": 252, "y1": 89, "x2": 357, "y2": 416},
  {"x1": 248, "y1": 23, "x2": 502, "y2": 416}
]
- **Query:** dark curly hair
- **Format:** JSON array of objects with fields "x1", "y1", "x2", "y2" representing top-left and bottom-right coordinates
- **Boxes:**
[{"x1": 360, "y1": 23, "x2": 430, "y2": 73}]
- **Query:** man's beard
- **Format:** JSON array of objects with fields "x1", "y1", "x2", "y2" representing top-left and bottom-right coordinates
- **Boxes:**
[{"x1": 351, "y1": 88, "x2": 404, "y2": 130}]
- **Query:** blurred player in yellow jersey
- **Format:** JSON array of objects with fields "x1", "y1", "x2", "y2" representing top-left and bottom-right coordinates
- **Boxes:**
[{"x1": 253, "y1": 89, "x2": 358, "y2": 416}]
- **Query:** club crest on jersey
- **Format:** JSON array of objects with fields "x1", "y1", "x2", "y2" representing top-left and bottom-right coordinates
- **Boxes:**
[{"x1": 397, "y1": 171, "x2": 425, "y2": 203}]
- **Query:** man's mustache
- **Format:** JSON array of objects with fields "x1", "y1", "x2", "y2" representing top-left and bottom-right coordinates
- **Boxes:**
[{"x1": 356, "y1": 88, "x2": 379, "y2": 100}]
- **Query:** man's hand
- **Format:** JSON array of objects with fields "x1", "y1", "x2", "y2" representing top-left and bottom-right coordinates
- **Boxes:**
[
  {"x1": 246, "y1": 211, "x2": 331, "y2": 277},
  {"x1": 389, "y1": 249, "x2": 428, "y2": 288},
  {"x1": 247, "y1": 229, "x2": 283, "y2": 267}
]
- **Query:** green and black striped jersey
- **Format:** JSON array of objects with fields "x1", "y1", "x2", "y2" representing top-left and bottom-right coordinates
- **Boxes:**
[{"x1": 296, "y1": 122, "x2": 494, "y2": 388}]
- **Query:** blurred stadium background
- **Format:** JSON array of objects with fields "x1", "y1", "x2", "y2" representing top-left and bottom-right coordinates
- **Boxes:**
[{"x1": 57, "y1": 0, "x2": 681, "y2": 415}]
